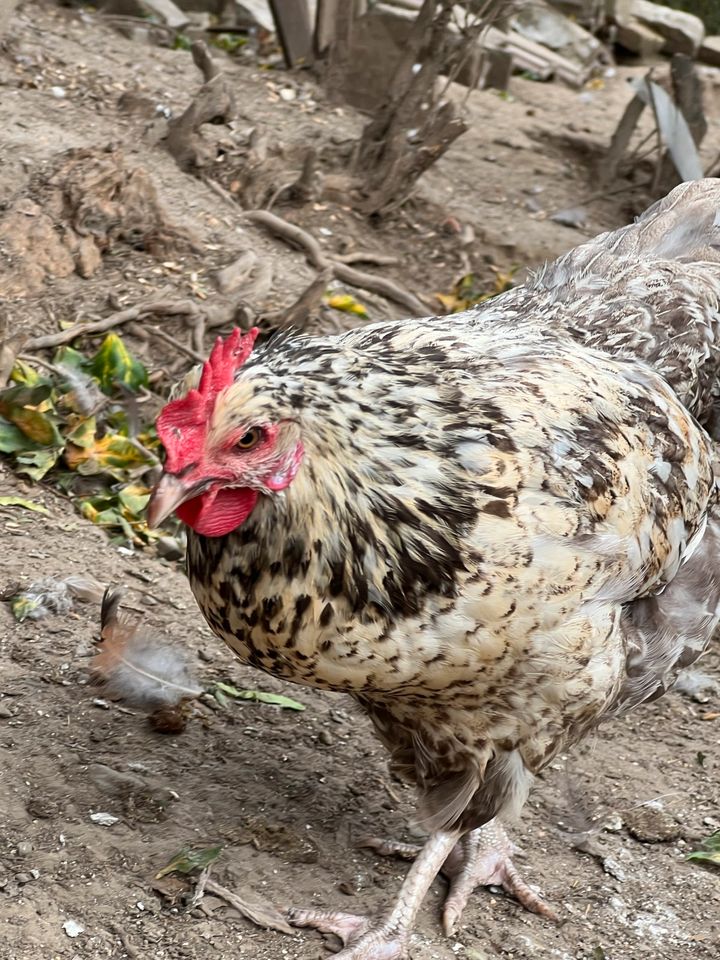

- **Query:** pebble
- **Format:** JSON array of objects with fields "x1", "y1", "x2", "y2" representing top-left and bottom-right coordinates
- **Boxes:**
[
  {"x1": 0, "y1": 704, "x2": 14, "y2": 719},
  {"x1": 63, "y1": 919, "x2": 84, "y2": 938},
  {"x1": 50, "y1": 86, "x2": 66, "y2": 98},
  {"x1": 318, "y1": 729, "x2": 333, "y2": 745},
  {"x1": 156, "y1": 535, "x2": 184, "y2": 561},
  {"x1": 17, "y1": 841, "x2": 33, "y2": 857}
]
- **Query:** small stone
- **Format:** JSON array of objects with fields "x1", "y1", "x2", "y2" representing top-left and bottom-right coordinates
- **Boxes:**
[
  {"x1": 156, "y1": 536, "x2": 184, "y2": 562},
  {"x1": 63, "y1": 919, "x2": 84, "y2": 938},
  {"x1": 50, "y1": 86, "x2": 67, "y2": 99},
  {"x1": 16, "y1": 841, "x2": 33, "y2": 857},
  {"x1": 90, "y1": 812, "x2": 119, "y2": 826},
  {"x1": 318, "y1": 729, "x2": 333, "y2": 745},
  {"x1": 15, "y1": 873, "x2": 32, "y2": 885},
  {"x1": 92, "y1": 698, "x2": 111, "y2": 710},
  {"x1": 550, "y1": 207, "x2": 588, "y2": 229}
]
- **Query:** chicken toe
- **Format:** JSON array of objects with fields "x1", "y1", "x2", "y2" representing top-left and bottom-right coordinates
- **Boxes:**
[
  {"x1": 360, "y1": 819, "x2": 556, "y2": 933},
  {"x1": 442, "y1": 821, "x2": 557, "y2": 933},
  {"x1": 288, "y1": 830, "x2": 459, "y2": 959}
]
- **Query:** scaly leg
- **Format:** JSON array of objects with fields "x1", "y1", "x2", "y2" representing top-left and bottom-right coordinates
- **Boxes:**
[
  {"x1": 288, "y1": 829, "x2": 459, "y2": 960},
  {"x1": 362, "y1": 818, "x2": 556, "y2": 934}
]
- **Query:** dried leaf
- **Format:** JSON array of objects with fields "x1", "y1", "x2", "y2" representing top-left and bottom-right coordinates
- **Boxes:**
[
  {"x1": 0, "y1": 496, "x2": 50, "y2": 515},
  {"x1": 155, "y1": 845, "x2": 223, "y2": 880},
  {"x1": 89, "y1": 333, "x2": 148, "y2": 394}
]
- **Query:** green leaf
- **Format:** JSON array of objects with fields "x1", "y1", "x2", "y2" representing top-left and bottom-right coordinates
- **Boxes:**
[
  {"x1": 0, "y1": 418, "x2": 32, "y2": 453},
  {"x1": 118, "y1": 483, "x2": 151, "y2": 517},
  {"x1": 0, "y1": 383, "x2": 61, "y2": 447},
  {"x1": 53, "y1": 346, "x2": 90, "y2": 371},
  {"x1": 0, "y1": 496, "x2": 50, "y2": 515},
  {"x1": 10, "y1": 360, "x2": 48, "y2": 387},
  {"x1": 65, "y1": 434, "x2": 152, "y2": 478},
  {"x1": 89, "y1": 333, "x2": 148, "y2": 394},
  {"x1": 0, "y1": 383, "x2": 53, "y2": 410},
  {"x1": 15, "y1": 448, "x2": 62, "y2": 480},
  {"x1": 689, "y1": 830, "x2": 720, "y2": 867},
  {"x1": 7, "y1": 407, "x2": 62, "y2": 447},
  {"x1": 65, "y1": 416, "x2": 97, "y2": 449},
  {"x1": 11, "y1": 594, "x2": 42, "y2": 622},
  {"x1": 215, "y1": 683, "x2": 305, "y2": 711},
  {"x1": 155, "y1": 845, "x2": 222, "y2": 880}
]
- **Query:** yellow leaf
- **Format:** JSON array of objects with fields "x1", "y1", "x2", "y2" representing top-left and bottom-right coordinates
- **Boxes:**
[{"x1": 327, "y1": 294, "x2": 369, "y2": 319}]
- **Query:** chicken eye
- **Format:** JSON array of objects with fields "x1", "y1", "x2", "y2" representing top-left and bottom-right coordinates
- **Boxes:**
[{"x1": 235, "y1": 427, "x2": 263, "y2": 451}]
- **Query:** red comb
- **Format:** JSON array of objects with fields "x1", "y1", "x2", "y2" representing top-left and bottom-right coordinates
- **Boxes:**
[{"x1": 156, "y1": 327, "x2": 259, "y2": 472}]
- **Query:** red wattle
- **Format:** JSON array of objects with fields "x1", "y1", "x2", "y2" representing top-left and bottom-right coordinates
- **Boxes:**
[{"x1": 177, "y1": 487, "x2": 259, "y2": 537}]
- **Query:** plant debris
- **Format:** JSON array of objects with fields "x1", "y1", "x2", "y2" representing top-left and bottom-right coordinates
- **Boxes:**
[{"x1": 211, "y1": 681, "x2": 305, "y2": 711}]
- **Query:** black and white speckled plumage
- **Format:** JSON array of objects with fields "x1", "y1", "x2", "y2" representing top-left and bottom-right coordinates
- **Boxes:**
[{"x1": 180, "y1": 179, "x2": 720, "y2": 835}]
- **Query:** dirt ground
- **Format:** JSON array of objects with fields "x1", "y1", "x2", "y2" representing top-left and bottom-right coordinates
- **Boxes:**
[{"x1": 1, "y1": 4, "x2": 720, "y2": 960}]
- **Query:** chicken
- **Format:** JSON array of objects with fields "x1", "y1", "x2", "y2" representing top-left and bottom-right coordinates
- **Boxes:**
[{"x1": 147, "y1": 179, "x2": 720, "y2": 959}]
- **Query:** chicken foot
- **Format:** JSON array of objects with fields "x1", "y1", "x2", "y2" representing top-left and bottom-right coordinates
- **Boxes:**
[
  {"x1": 362, "y1": 819, "x2": 557, "y2": 933},
  {"x1": 288, "y1": 829, "x2": 459, "y2": 960}
]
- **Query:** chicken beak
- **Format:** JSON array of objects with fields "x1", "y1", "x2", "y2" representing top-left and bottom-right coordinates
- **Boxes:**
[{"x1": 146, "y1": 473, "x2": 193, "y2": 529}]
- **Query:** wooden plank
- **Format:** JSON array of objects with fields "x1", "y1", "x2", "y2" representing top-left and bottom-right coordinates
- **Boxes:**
[
  {"x1": 315, "y1": 0, "x2": 339, "y2": 56},
  {"x1": 268, "y1": 0, "x2": 313, "y2": 68}
]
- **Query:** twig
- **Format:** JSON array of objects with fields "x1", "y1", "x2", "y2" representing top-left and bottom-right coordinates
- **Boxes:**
[
  {"x1": 202, "y1": 176, "x2": 238, "y2": 208},
  {"x1": 191, "y1": 40, "x2": 220, "y2": 84},
  {"x1": 336, "y1": 252, "x2": 401, "y2": 267},
  {"x1": 186, "y1": 864, "x2": 212, "y2": 910},
  {"x1": 204, "y1": 877, "x2": 294, "y2": 936},
  {"x1": 244, "y1": 210, "x2": 427, "y2": 315},
  {"x1": 275, "y1": 267, "x2": 333, "y2": 330},
  {"x1": 24, "y1": 300, "x2": 201, "y2": 351},
  {"x1": 146, "y1": 325, "x2": 205, "y2": 363},
  {"x1": 644, "y1": 71, "x2": 665, "y2": 193},
  {"x1": 99, "y1": 14, "x2": 177, "y2": 34},
  {"x1": 17, "y1": 354, "x2": 60, "y2": 374}
]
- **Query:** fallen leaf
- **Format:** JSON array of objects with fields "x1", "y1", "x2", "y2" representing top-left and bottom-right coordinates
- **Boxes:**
[
  {"x1": 0, "y1": 496, "x2": 50, "y2": 515},
  {"x1": 327, "y1": 293, "x2": 369, "y2": 319},
  {"x1": 155, "y1": 845, "x2": 223, "y2": 880},
  {"x1": 215, "y1": 683, "x2": 305, "y2": 711},
  {"x1": 15, "y1": 448, "x2": 62, "y2": 480},
  {"x1": 0, "y1": 418, "x2": 31, "y2": 453},
  {"x1": 11, "y1": 595, "x2": 42, "y2": 622},
  {"x1": 688, "y1": 830, "x2": 720, "y2": 867},
  {"x1": 89, "y1": 333, "x2": 148, "y2": 394}
]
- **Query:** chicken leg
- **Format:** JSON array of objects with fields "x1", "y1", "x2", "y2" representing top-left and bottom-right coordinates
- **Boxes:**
[
  {"x1": 362, "y1": 819, "x2": 556, "y2": 934},
  {"x1": 288, "y1": 829, "x2": 459, "y2": 960}
]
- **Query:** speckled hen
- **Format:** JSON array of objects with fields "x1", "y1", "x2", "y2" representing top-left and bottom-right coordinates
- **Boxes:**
[{"x1": 148, "y1": 180, "x2": 720, "y2": 959}]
